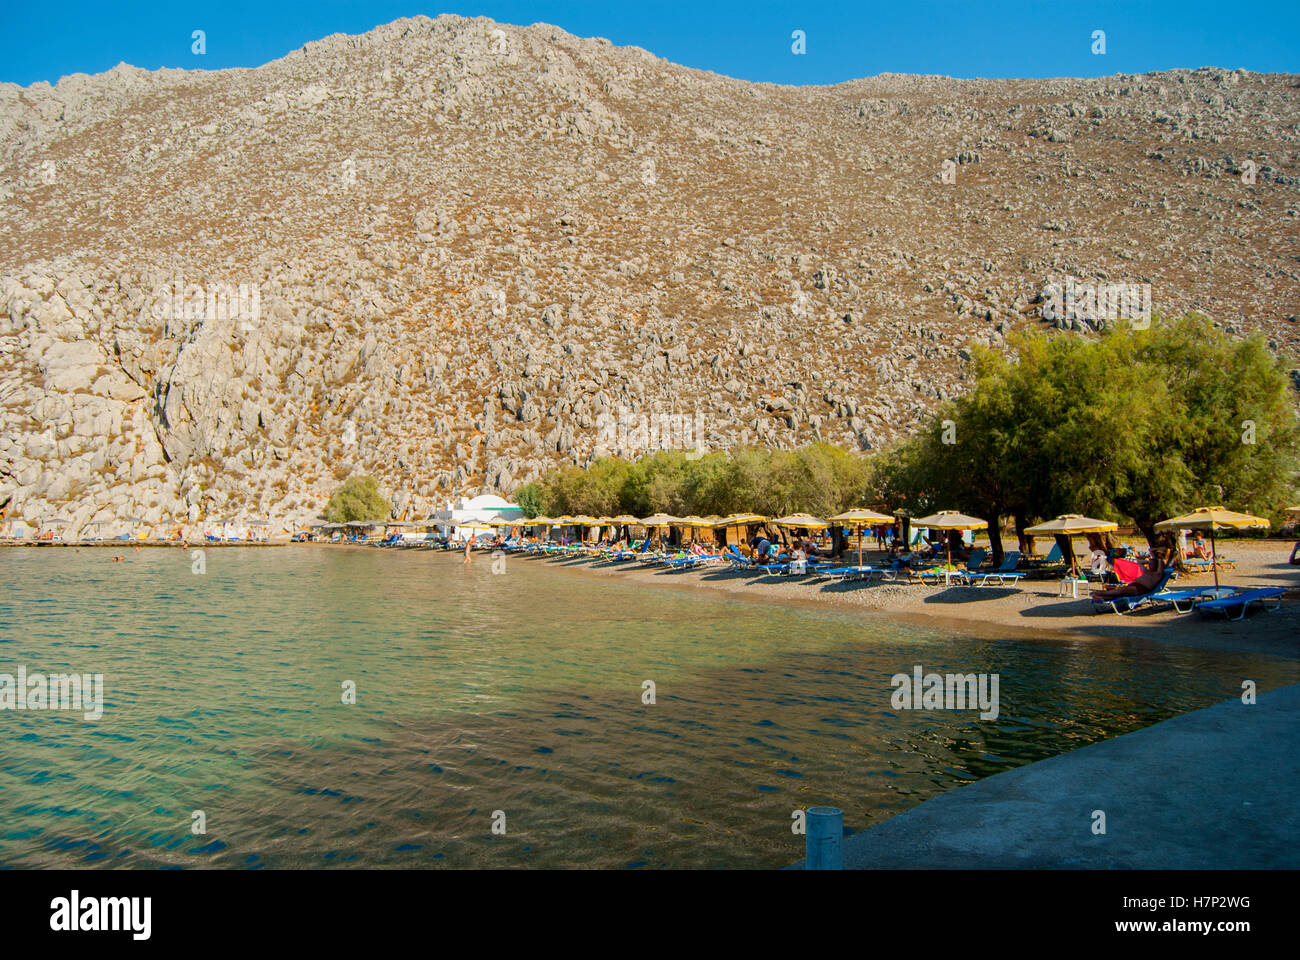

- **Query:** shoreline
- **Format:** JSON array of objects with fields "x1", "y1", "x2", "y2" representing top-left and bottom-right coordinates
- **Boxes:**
[
  {"x1": 486, "y1": 543, "x2": 1300, "y2": 659},
  {"x1": 6, "y1": 538, "x2": 1298, "y2": 659}
]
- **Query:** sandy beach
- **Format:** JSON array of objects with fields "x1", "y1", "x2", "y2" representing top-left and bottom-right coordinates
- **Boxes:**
[
  {"x1": 500, "y1": 539, "x2": 1300, "y2": 658},
  {"x1": 7, "y1": 536, "x2": 1297, "y2": 657}
]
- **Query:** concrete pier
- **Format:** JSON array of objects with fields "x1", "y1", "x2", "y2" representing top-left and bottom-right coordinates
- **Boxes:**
[{"x1": 793, "y1": 681, "x2": 1300, "y2": 869}]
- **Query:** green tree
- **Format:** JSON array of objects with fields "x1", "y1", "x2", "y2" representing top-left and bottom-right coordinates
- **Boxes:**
[
  {"x1": 883, "y1": 316, "x2": 1299, "y2": 554},
  {"x1": 1109, "y1": 316, "x2": 1299, "y2": 541},
  {"x1": 324, "y1": 475, "x2": 391, "y2": 523},
  {"x1": 514, "y1": 482, "x2": 547, "y2": 518}
]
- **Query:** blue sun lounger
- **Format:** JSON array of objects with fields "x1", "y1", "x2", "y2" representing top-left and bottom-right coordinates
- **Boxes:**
[
  {"x1": 1148, "y1": 586, "x2": 1237, "y2": 613},
  {"x1": 1194, "y1": 587, "x2": 1285, "y2": 621},
  {"x1": 1091, "y1": 567, "x2": 1178, "y2": 615},
  {"x1": 838, "y1": 565, "x2": 879, "y2": 582},
  {"x1": 726, "y1": 545, "x2": 761, "y2": 571},
  {"x1": 965, "y1": 551, "x2": 1024, "y2": 586}
]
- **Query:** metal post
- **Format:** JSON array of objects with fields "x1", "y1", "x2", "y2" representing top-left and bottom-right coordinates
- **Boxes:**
[{"x1": 806, "y1": 806, "x2": 843, "y2": 870}]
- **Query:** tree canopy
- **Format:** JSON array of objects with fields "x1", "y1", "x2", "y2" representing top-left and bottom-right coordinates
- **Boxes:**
[
  {"x1": 524, "y1": 443, "x2": 872, "y2": 519},
  {"x1": 880, "y1": 316, "x2": 1298, "y2": 556},
  {"x1": 323, "y1": 475, "x2": 391, "y2": 523}
]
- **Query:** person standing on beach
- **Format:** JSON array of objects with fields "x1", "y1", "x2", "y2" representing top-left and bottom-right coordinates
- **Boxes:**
[{"x1": 464, "y1": 535, "x2": 472, "y2": 565}]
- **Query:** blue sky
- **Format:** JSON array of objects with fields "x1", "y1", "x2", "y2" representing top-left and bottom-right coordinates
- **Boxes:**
[{"x1": 7, "y1": 1, "x2": 1298, "y2": 87}]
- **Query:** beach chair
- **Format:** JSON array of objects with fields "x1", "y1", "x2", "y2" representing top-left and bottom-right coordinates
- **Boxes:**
[
  {"x1": 1193, "y1": 587, "x2": 1285, "y2": 621},
  {"x1": 726, "y1": 544, "x2": 769, "y2": 572},
  {"x1": 780, "y1": 557, "x2": 823, "y2": 576},
  {"x1": 1023, "y1": 543, "x2": 1063, "y2": 566},
  {"x1": 877, "y1": 563, "x2": 928, "y2": 583},
  {"x1": 1090, "y1": 567, "x2": 1178, "y2": 615},
  {"x1": 838, "y1": 565, "x2": 879, "y2": 582},
  {"x1": 1148, "y1": 586, "x2": 1237, "y2": 614},
  {"x1": 919, "y1": 548, "x2": 987, "y2": 585},
  {"x1": 965, "y1": 551, "x2": 1025, "y2": 586},
  {"x1": 610, "y1": 539, "x2": 650, "y2": 562}
]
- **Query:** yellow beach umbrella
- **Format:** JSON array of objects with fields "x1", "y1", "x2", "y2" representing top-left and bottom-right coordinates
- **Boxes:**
[
  {"x1": 1023, "y1": 514, "x2": 1118, "y2": 577},
  {"x1": 912, "y1": 511, "x2": 988, "y2": 531},
  {"x1": 828, "y1": 507, "x2": 894, "y2": 568},
  {"x1": 1155, "y1": 506, "x2": 1269, "y2": 588},
  {"x1": 912, "y1": 511, "x2": 989, "y2": 584},
  {"x1": 602, "y1": 514, "x2": 639, "y2": 540},
  {"x1": 639, "y1": 513, "x2": 679, "y2": 527},
  {"x1": 772, "y1": 513, "x2": 831, "y2": 529},
  {"x1": 674, "y1": 515, "x2": 713, "y2": 543},
  {"x1": 570, "y1": 516, "x2": 602, "y2": 543},
  {"x1": 639, "y1": 513, "x2": 678, "y2": 546},
  {"x1": 712, "y1": 514, "x2": 766, "y2": 527},
  {"x1": 710, "y1": 513, "x2": 766, "y2": 554}
]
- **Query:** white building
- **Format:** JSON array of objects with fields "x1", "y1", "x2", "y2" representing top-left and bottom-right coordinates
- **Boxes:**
[{"x1": 431, "y1": 494, "x2": 523, "y2": 540}]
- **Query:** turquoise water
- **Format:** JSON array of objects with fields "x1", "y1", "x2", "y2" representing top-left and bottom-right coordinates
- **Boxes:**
[{"x1": 1, "y1": 545, "x2": 1296, "y2": 869}]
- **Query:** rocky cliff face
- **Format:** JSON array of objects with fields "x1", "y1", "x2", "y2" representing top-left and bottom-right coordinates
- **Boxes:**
[{"x1": 1, "y1": 14, "x2": 1297, "y2": 532}]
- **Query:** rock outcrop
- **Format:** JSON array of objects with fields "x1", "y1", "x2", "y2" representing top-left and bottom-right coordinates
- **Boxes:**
[{"x1": 1, "y1": 15, "x2": 1297, "y2": 530}]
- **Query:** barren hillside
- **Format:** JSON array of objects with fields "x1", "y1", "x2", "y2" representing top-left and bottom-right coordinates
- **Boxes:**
[{"x1": 1, "y1": 14, "x2": 1298, "y2": 530}]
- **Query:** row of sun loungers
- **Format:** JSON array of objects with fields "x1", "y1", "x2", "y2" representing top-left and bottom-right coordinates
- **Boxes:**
[{"x1": 500, "y1": 538, "x2": 1288, "y2": 620}]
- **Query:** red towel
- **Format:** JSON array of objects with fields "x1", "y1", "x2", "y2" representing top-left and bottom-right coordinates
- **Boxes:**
[{"x1": 1113, "y1": 558, "x2": 1143, "y2": 583}]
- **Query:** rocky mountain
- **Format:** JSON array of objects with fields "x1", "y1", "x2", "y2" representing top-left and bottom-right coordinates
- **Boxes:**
[{"x1": 2, "y1": 14, "x2": 1298, "y2": 532}]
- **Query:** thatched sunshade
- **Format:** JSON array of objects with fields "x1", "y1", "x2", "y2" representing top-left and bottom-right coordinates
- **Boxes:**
[
  {"x1": 639, "y1": 514, "x2": 679, "y2": 527},
  {"x1": 827, "y1": 507, "x2": 894, "y2": 568},
  {"x1": 1155, "y1": 506, "x2": 1269, "y2": 588},
  {"x1": 772, "y1": 513, "x2": 831, "y2": 529},
  {"x1": 712, "y1": 514, "x2": 766, "y2": 527},
  {"x1": 912, "y1": 511, "x2": 989, "y2": 584},
  {"x1": 672, "y1": 515, "x2": 714, "y2": 543},
  {"x1": 638, "y1": 514, "x2": 678, "y2": 545},
  {"x1": 1023, "y1": 514, "x2": 1118, "y2": 578}
]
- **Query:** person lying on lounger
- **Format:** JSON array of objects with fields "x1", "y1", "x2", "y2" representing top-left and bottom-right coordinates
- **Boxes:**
[{"x1": 1090, "y1": 551, "x2": 1167, "y2": 601}]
